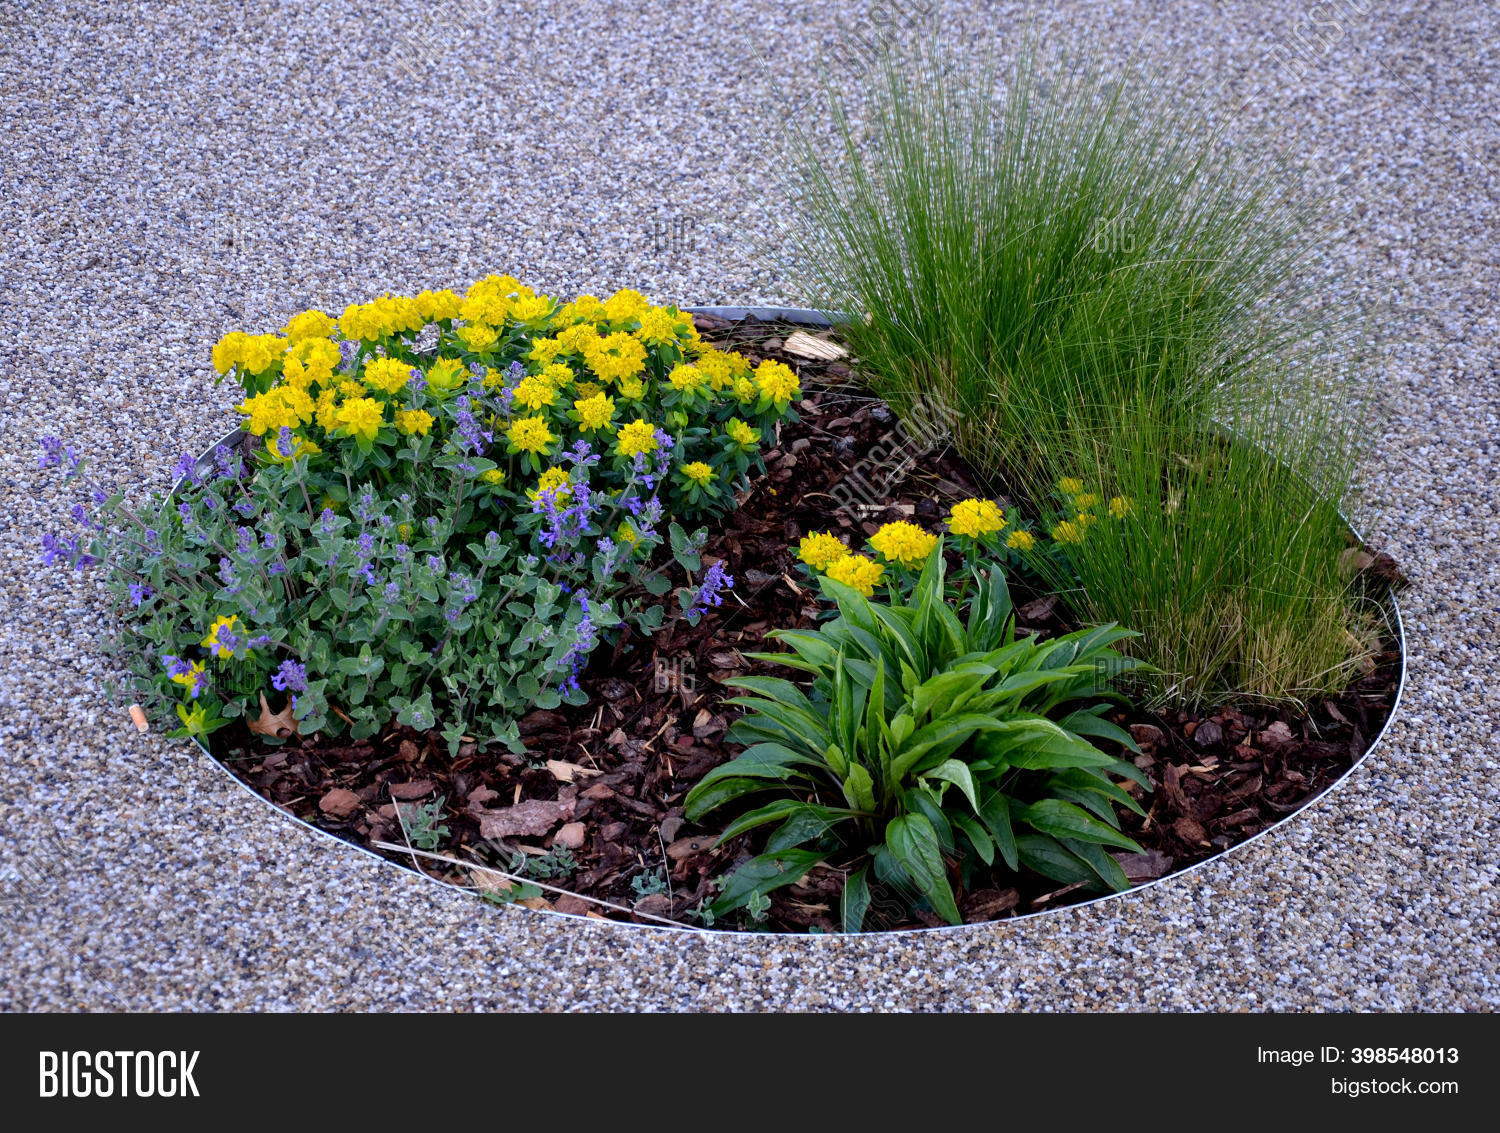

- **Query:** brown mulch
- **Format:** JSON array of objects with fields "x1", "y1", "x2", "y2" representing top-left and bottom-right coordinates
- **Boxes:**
[{"x1": 210, "y1": 313, "x2": 1404, "y2": 932}]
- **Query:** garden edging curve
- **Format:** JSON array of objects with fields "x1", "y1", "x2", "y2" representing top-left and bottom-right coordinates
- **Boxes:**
[{"x1": 172, "y1": 306, "x2": 1409, "y2": 937}]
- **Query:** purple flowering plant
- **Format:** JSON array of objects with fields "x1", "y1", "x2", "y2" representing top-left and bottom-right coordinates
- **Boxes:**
[{"x1": 36, "y1": 282, "x2": 793, "y2": 757}]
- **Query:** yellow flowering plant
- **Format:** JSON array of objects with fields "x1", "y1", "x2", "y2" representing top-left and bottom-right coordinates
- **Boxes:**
[
  {"x1": 797, "y1": 504, "x2": 1056, "y2": 610},
  {"x1": 80, "y1": 276, "x2": 796, "y2": 751}
]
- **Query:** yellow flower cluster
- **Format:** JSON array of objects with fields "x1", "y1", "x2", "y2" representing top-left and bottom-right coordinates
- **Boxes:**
[
  {"x1": 266, "y1": 432, "x2": 321, "y2": 462},
  {"x1": 797, "y1": 531, "x2": 849, "y2": 571},
  {"x1": 616, "y1": 419, "x2": 658, "y2": 458},
  {"x1": 826, "y1": 554, "x2": 885, "y2": 597},
  {"x1": 754, "y1": 359, "x2": 801, "y2": 405},
  {"x1": 527, "y1": 466, "x2": 573, "y2": 504},
  {"x1": 283, "y1": 310, "x2": 336, "y2": 343},
  {"x1": 281, "y1": 338, "x2": 340, "y2": 387},
  {"x1": 586, "y1": 333, "x2": 648, "y2": 384},
  {"x1": 869, "y1": 521, "x2": 939, "y2": 567},
  {"x1": 362, "y1": 357, "x2": 413, "y2": 395},
  {"x1": 507, "y1": 416, "x2": 555, "y2": 455},
  {"x1": 1047, "y1": 477, "x2": 1138, "y2": 545},
  {"x1": 457, "y1": 324, "x2": 499, "y2": 353},
  {"x1": 946, "y1": 498, "x2": 1006, "y2": 539},
  {"x1": 336, "y1": 397, "x2": 385, "y2": 444},
  {"x1": 1006, "y1": 529, "x2": 1037, "y2": 551},
  {"x1": 669, "y1": 363, "x2": 706, "y2": 394},
  {"x1": 416, "y1": 289, "x2": 463, "y2": 322},
  {"x1": 395, "y1": 408, "x2": 434, "y2": 436},
  {"x1": 795, "y1": 529, "x2": 888, "y2": 596},
  {"x1": 725, "y1": 418, "x2": 760, "y2": 447},
  {"x1": 513, "y1": 373, "x2": 558, "y2": 411},
  {"x1": 461, "y1": 274, "x2": 544, "y2": 327},
  {"x1": 340, "y1": 294, "x2": 423, "y2": 342},
  {"x1": 573, "y1": 391, "x2": 616, "y2": 433},
  {"x1": 237, "y1": 385, "x2": 314, "y2": 436},
  {"x1": 1051, "y1": 519, "x2": 1086, "y2": 544},
  {"x1": 213, "y1": 332, "x2": 287, "y2": 376},
  {"x1": 201, "y1": 614, "x2": 247, "y2": 661},
  {"x1": 213, "y1": 275, "x2": 794, "y2": 538}
]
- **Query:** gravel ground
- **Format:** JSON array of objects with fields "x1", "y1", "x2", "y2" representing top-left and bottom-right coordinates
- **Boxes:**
[{"x1": 1, "y1": 0, "x2": 1495, "y2": 1011}]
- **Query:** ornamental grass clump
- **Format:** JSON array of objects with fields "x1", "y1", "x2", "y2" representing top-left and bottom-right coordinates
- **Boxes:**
[
  {"x1": 41, "y1": 276, "x2": 795, "y2": 751},
  {"x1": 778, "y1": 32, "x2": 1383, "y2": 705}
]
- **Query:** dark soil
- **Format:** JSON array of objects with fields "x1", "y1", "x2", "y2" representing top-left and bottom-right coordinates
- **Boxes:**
[{"x1": 211, "y1": 313, "x2": 1405, "y2": 932}]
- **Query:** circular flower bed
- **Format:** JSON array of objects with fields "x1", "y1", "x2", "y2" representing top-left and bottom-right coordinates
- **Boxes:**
[{"x1": 40, "y1": 285, "x2": 1405, "y2": 933}]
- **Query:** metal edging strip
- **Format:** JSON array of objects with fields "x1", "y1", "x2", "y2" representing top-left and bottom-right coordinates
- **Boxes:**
[{"x1": 169, "y1": 305, "x2": 1408, "y2": 938}]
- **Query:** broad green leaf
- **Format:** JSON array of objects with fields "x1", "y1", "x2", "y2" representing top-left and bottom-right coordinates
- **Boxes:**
[
  {"x1": 865, "y1": 658, "x2": 889, "y2": 775},
  {"x1": 766, "y1": 805, "x2": 857, "y2": 853},
  {"x1": 715, "y1": 798, "x2": 811, "y2": 843},
  {"x1": 841, "y1": 867, "x2": 871, "y2": 933},
  {"x1": 951, "y1": 812, "x2": 995, "y2": 865},
  {"x1": 912, "y1": 668, "x2": 990, "y2": 723},
  {"x1": 870, "y1": 603, "x2": 925, "y2": 674},
  {"x1": 722, "y1": 675, "x2": 819, "y2": 717},
  {"x1": 842, "y1": 762, "x2": 876, "y2": 813},
  {"x1": 1048, "y1": 767, "x2": 1148, "y2": 817},
  {"x1": 924, "y1": 758, "x2": 980, "y2": 813},
  {"x1": 683, "y1": 776, "x2": 778, "y2": 821},
  {"x1": 708, "y1": 849, "x2": 827, "y2": 917},
  {"x1": 902, "y1": 788, "x2": 954, "y2": 852},
  {"x1": 994, "y1": 668, "x2": 1081, "y2": 702},
  {"x1": 885, "y1": 814, "x2": 960, "y2": 925},
  {"x1": 1059, "y1": 707, "x2": 1142, "y2": 754},
  {"x1": 817, "y1": 575, "x2": 878, "y2": 637},
  {"x1": 1016, "y1": 833, "x2": 1098, "y2": 887},
  {"x1": 722, "y1": 697, "x2": 831, "y2": 752},
  {"x1": 1051, "y1": 784, "x2": 1124, "y2": 824},
  {"x1": 1061, "y1": 837, "x2": 1133, "y2": 892},
  {"x1": 1016, "y1": 799, "x2": 1143, "y2": 853},
  {"x1": 889, "y1": 714, "x2": 1018, "y2": 781},
  {"x1": 979, "y1": 790, "x2": 1018, "y2": 870}
]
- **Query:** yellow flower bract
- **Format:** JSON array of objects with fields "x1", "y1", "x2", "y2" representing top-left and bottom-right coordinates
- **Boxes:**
[
  {"x1": 1006, "y1": 529, "x2": 1037, "y2": 551},
  {"x1": 947, "y1": 498, "x2": 1006, "y2": 539},
  {"x1": 336, "y1": 397, "x2": 385, "y2": 443},
  {"x1": 394, "y1": 408, "x2": 434, "y2": 436},
  {"x1": 507, "y1": 416, "x2": 555, "y2": 454},
  {"x1": 826, "y1": 554, "x2": 885, "y2": 597},
  {"x1": 573, "y1": 391, "x2": 616, "y2": 434},
  {"x1": 869, "y1": 521, "x2": 939, "y2": 567},
  {"x1": 616, "y1": 419, "x2": 658, "y2": 458},
  {"x1": 754, "y1": 359, "x2": 800, "y2": 404},
  {"x1": 797, "y1": 531, "x2": 849, "y2": 571}
]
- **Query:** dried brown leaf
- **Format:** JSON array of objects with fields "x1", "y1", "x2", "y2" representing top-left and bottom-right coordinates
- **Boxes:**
[
  {"x1": 545, "y1": 759, "x2": 602, "y2": 783},
  {"x1": 248, "y1": 691, "x2": 299, "y2": 739},
  {"x1": 471, "y1": 798, "x2": 574, "y2": 839},
  {"x1": 318, "y1": 788, "x2": 360, "y2": 818}
]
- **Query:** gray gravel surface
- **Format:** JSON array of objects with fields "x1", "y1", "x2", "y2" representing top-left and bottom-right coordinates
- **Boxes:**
[{"x1": 1, "y1": 0, "x2": 1495, "y2": 1011}]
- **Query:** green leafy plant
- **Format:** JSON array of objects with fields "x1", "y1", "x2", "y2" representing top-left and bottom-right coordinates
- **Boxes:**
[
  {"x1": 630, "y1": 870, "x2": 670, "y2": 899},
  {"x1": 509, "y1": 846, "x2": 578, "y2": 882},
  {"x1": 396, "y1": 796, "x2": 451, "y2": 851},
  {"x1": 39, "y1": 277, "x2": 794, "y2": 752},
  {"x1": 686, "y1": 542, "x2": 1150, "y2": 931}
]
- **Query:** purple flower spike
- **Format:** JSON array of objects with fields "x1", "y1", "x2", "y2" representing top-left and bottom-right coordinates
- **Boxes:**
[
  {"x1": 173, "y1": 452, "x2": 200, "y2": 485},
  {"x1": 271, "y1": 660, "x2": 308, "y2": 694},
  {"x1": 688, "y1": 561, "x2": 734, "y2": 620}
]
